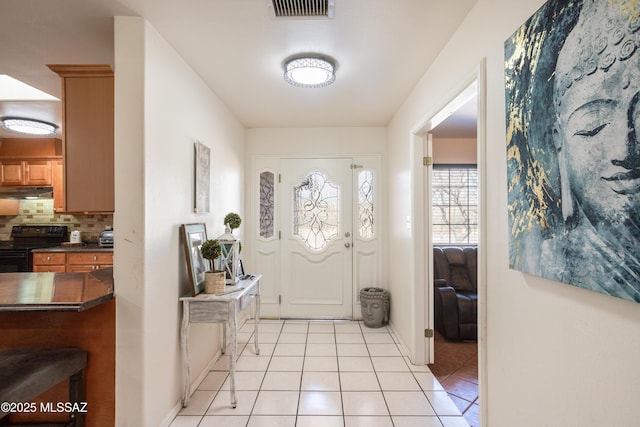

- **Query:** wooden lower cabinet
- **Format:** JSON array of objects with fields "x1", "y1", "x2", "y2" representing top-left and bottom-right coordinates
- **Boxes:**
[
  {"x1": 32, "y1": 253, "x2": 66, "y2": 272},
  {"x1": 33, "y1": 251, "x2": 113, "y2": 272},
  {"x1": 0, "y1": 299, "x2": 116, "y2": 426},
  {"x1": 67, "y1": 252, "x2": 113, "y2": 272}
]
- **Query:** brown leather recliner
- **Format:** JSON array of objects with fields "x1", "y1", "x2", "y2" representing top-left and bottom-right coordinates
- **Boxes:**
[{"x1": 433, "y1": 246, "x2": 477, "y2": 341}]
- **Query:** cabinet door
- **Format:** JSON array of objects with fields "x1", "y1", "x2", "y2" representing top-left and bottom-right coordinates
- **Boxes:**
[
  {"x1": 67, "y1": 252, "x2": 113, "y2": 272},
  {"x1": 32, "y1": 253, "x2": 67, "y2": 272},
  {"x1": 33, "y1": 264, "x2": 67, "y2": 273},
  {"x1": 24, "y1": 160, "x2": 52, "y2": 185},
  {"x1": 0, "y1": 160, "x2": 53, "y2": 186},
  {"x1": 0, "y1": 161, "x2": 25, "y2": 185},
  {"x1": 64, "y1": 76, "x2": 114, "y2": 212},
  {"x1": 52, "y1": 160, "x2": 64, "y2": 212}
]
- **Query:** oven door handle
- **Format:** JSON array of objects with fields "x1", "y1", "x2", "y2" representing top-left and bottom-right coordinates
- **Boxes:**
[{"x1": 0, "y1": 252, "x2": 29, "y2": 259}]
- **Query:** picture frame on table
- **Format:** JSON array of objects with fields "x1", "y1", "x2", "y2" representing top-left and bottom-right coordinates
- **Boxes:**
[
  {"x1": 180, "y1": 223, "x2": 209, "y2": 296},
  {"x1": 238, "y1": 259, "x2": 245, "y2": 278}
]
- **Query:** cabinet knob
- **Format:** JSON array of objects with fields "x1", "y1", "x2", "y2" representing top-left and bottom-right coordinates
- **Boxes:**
[
  {"x1": 46, "y1": 256, "x2": 51, "y2": 261},
  {"x1": 93, "y1": 255, "x2": 97, "y2": 261}
]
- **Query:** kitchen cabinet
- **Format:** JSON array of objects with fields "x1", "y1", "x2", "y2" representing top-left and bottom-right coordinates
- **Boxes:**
[
  {"x1": 52, "y1": 160, "x2": 64, "y2": 212},
  {"x1": 0, "y1": 270, "x2": 115, "y2": 425},
  {"x1": 0, "y1": 139, "x2": 64, "y2": 212},
  {"x1": 32, "y1": 253, "x2": 66, "y2": 272},
  {"x1": 0, "y1": 160, "x2": 53, "y2": 186},
  {"x1": 48, "y1": 64, "x2": 114, "y2": 213},
  {"x1": 32, "y1": 251, "x2": 113, "y2": 272},
  {"x1": 66, "y1": 252, "x2": 113, "y2": 272}
]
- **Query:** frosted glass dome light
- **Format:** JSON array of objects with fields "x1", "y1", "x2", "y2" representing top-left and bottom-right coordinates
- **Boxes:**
[
  {"x1": 1, "y1": 118, "x2": 57, "y2": 136},
  {"x1": 283, "y1": 55, "x2": 336, "y2": 88}
]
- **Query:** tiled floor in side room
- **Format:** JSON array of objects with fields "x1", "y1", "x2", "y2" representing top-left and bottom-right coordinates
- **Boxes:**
[
  {"x1": 170, "y1": 320, "x2": 470, "y2": 427},
  {"x1": 428, "y1": 332, "x2": 479, "y2": 427}
]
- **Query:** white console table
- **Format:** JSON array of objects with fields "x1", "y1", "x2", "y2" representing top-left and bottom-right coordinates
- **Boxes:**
[{"x1": 180, "y1": 274, "x2": 261, "y2": 408}]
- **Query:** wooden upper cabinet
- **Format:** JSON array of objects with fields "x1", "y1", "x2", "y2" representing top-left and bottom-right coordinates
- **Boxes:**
[
  {"x1": 52, "y1": 160, "x2": 64, "y2": 212},
  {"x1": 48, "y1": 64, "x2": 114, "y2": 213},
  {"x1": 0, "y1": 139, "x2": 61, "y2": 209},
  {"x1": 0, "y1": 160, "x2": 53, "y2": 186},
  {"x1": 0, "y1": 160, "x2": 26, "y2": 185}
]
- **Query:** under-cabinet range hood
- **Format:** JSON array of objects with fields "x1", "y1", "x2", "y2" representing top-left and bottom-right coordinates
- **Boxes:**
[{"x1": 0, "y1": 186, "x2": 53, "y2": 199}]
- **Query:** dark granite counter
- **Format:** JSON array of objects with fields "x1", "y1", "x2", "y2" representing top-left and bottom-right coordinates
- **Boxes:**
[
  {"x1": 0, "y1": 267, "x2": 113, "y2": 312},
  {"x1": 32, "y1": 243, "x2": 113, "y2": 253}
]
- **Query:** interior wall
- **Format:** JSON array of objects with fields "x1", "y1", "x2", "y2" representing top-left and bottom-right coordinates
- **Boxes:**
[
  {"x1": 432, "y1": 137, "x2": 477, "y2": 164},
  {"x1": 114, "y1": 17, "x2": 245, "y2": 426},
  {"x1": 245, "y1": 127, "x2": 386, "y2": 157},
  {"x1": 387, "y1": 0, "x2": 640, "y2": 426}
]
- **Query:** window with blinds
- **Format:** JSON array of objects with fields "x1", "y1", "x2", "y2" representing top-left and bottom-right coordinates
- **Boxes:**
[{"x1": 432, "y1": 165, "x2": 478, "y2": 244}]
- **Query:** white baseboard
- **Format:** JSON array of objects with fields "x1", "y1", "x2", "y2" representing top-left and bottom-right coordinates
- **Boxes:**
[
  {"x1": 162, "y1": 315, "x2": 255, "y2": 426},
  {"x1": 159, "y1": 347, "x2": 222, "y2": 427},
  {"x1": 387, "y1": 321, "x2": 415, "y2": 365}
]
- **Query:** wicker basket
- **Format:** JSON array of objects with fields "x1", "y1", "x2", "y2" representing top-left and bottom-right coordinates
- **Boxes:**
[{"x1": 204, "y1": 272, "x2": 225, "y2": 294}]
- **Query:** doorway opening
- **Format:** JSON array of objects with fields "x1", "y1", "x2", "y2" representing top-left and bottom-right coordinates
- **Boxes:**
[
  {"x1": 428, "y1": 85, "x2": 479, "y2": 426},
  {"x1": 411, "y1": 61, "x2": 486, "y2": 427}
]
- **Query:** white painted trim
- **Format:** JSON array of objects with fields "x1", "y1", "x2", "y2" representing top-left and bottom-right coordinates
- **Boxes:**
[
  {"x1": 476, "y1": 57, "x2": 489, "y2": 427},
  {"x1": 410, "y1": 130, "x2": 427, "y2": 365},
  {"x1": 161, "y1": 348, "x2": 222, "y2": 427}
]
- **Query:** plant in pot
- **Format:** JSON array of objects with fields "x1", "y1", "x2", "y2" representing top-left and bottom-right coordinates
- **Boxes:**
[
  {"x1": 200, "y1": 239, "x2": 225, "y2": 294},
  {"x1": 224, "y1": 212, "x2": 242, "y2": 234}
]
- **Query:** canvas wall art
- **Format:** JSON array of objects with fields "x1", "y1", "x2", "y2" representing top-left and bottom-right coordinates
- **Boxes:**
[
  {"x1": 194, "y1": 141, "x2": 210, "y2": 213},
  {"x1": 505, "y1": 0, "x2": 640, "y2": 303}
]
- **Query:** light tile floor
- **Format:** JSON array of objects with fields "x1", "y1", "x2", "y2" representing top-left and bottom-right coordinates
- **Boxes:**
[{"x1": 170, "y1": 320, "x2": 470, "y2": 427}]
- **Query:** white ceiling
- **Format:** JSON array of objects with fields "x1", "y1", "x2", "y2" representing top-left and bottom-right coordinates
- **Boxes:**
[{"x1": 0, "y1": 0, "x2": 478, "y2": 138}]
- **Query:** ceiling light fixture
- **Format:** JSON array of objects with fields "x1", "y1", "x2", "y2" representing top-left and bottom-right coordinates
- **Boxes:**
[
  {"x1": 1, "y1": 118, "x2": 57, "y2": 136},
  {"x1": 283, "y1": 55, "x2": 336, "y2": 88}
]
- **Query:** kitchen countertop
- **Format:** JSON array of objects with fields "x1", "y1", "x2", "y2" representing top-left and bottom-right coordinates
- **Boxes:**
[
  {"x1": 32, "y1": 242, "x2": 113, "y2": 252},
  {"x1": 0, "y1": 267, "x2": 113, "y2": 312}
]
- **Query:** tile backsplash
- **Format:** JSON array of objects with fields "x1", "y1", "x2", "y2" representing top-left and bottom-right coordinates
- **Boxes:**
[{"x1": 0, "y1": 199, "x2": 113, "y2": 242}]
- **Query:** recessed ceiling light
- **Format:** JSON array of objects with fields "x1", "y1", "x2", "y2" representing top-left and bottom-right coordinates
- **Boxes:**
[
  {"x1": 283, "y1": 55, "x2": 336, "y2": 88},
  {"x1": 1, "y1": 118, "x2": 57, "y2": 136},
  {"x1": 0, "y1": 75, "x2": 58, "y2": 101}
]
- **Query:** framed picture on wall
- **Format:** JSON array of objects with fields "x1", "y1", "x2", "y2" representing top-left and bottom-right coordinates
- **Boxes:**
[
  {"x1": 194, "y1": 141, "x2": 210, "y2": 213},
  {"x1": 180, "y1": 223, "x2": 209, "y2": 296}
]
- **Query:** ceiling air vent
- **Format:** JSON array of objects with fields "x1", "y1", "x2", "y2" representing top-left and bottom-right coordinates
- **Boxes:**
[{"x1": 270, "y1": 0, "x2": 335, "y2": 19}]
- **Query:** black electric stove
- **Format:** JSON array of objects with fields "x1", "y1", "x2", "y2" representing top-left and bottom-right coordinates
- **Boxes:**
[{"x1": 0, "y1": 225, "x2": 67, "y2": 272}]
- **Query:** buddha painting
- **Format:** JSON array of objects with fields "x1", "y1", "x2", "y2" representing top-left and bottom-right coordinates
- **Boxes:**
[{"x1": 505, "y1": 0, "x2": 640, "y2": 303}]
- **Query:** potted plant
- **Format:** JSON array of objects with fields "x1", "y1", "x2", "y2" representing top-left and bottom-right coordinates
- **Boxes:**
[
  {"x1": 200, "y1": 239, "x2": 225, "y2": 294},
  {"x1": 224, "y1": 212, "x2": 242, "y2": 233}
]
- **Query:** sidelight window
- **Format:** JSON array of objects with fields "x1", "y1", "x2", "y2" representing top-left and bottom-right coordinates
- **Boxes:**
[
  {"x1": 357, "y1": 169, "x2": 375, "y2": 239},
  {"x1": 259, "y1": 171, "x2": 275, "y2": 239}
]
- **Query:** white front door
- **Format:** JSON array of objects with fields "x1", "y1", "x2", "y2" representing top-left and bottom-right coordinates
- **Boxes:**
[{"x1": 279, "y1": 158, "x2": 353, "y2": 318}]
